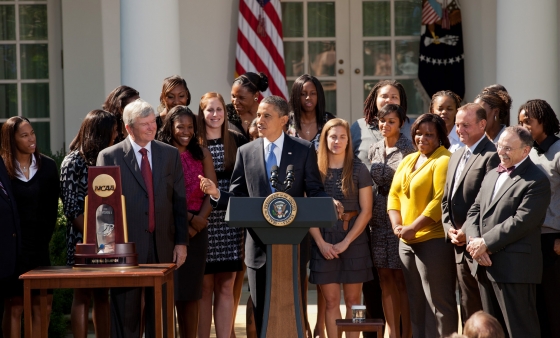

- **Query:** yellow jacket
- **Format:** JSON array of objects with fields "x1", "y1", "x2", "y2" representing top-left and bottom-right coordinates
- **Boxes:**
[{"x1": 387, "y1": 146, "x2": 450, "y2": 244}]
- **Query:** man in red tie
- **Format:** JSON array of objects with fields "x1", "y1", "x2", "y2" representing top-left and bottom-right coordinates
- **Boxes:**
[
  {"x1": 463, "y1": 126, "x2": 551, "y2": 338},
  {"x1": 97, "y1": 99, "x2": 188, "y2": 338}
]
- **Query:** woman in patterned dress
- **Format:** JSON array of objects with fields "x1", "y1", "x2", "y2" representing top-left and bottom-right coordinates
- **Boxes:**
[
  {"x1": 197, "y1": 92, "x2": 247, "y2": 338},
  {"x1": 59, "y1": 110, "x2": 117, "y2": 338},
  {"x1": 157, "y1": 105, "x2": 217, "y2": 338},
  {"x1": 309, "y1": 118, "x2": 373, "y2": 338},
  {"x1": 368, "y1": 104, "x2": 414, "y2": 338}
]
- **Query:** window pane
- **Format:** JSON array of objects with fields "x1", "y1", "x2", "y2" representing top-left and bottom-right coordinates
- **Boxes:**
[
  {"x1": 287, "y1": 80, "x2": 294, "y2": 96},
  {"x1": 281, "y1": 2, "x2": 303, "y2": 38},
  {"x1": 0, "y1": 83, "x2": 17, "y2": 118},
  {"x1": 363, "y1": 40, "x2": 391, "y2": 76},
  {"x1": 309, "y1": 41, "x2": 336, "y2": 77},
  {"x1": 0, "y1": 5, "x2": 16, "y2": 40},
  {"x1": 321, "y1": 80, "x2": 336, "y2": 115},
  {"x1": 284, "y1": 41, "x2": 304, "y2": 77},
  {"x1": 400, "y1": 79, "x2": 425, "y2": 116},
  {"x1": 20, "y1": 44, "x2": 49, "y2": 79},
  {"x1": 0, "y1": 44, "x2": 16, "y2": 79},
  {"x1": 363, "y1": 1, "x2": 389, "y2": 37},
  {"x1": 395, "y1": 0, "x2": 422, "y2": 36},
  {"x1": 308, "y1": 2, "x2": 335, "y2": 38},
  {"x1": 32, "y1": 121, "x2": 50, "y2": 153},
  {"x1": 19, "y1": 5, "x2": 48, "y2": 40},
  {"x1": 395, "y1": 40, "x2": 419, "y2": 75},
  {"x1": 22, "y1": 83, "x2": 49, "y2": 117}
]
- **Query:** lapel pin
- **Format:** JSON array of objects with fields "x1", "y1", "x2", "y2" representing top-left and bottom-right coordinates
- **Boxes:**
[{"x1": 288, "y1": 152, "x2": 292, "y2": 155}]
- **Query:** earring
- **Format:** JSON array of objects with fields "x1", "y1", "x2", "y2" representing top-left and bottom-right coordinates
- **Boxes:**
[
  {"x1": 440, "y1": 140, "x2": 442, "y2": 145},
  {"x1": 254, "y1": 97, "x2": 258, "y2": 102},
  {"x1": 495, "y1": 115, "x2": 498, "y2": 121}
]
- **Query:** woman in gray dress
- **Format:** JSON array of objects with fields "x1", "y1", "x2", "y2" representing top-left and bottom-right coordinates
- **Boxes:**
[
  {"x1": 309, "y1": 118, "x2": 373, "y2": 338},
  {"x1": 368, "y1": 104, "x2": 414, "y2": 338}
]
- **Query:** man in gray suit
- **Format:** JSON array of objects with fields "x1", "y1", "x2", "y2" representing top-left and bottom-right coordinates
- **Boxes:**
[
  {"x1": 201, "y1": 96, "x2": 332, "y2": 337},
  {"x1": 442, "y1": 103, "x2": 499, "y2": 324},
  {"x1": 97, "y1": 99, "x2": 188, "y2": 338},
  {"x1": 463, "y1": 126, "x2": 551, "y2": 338}
]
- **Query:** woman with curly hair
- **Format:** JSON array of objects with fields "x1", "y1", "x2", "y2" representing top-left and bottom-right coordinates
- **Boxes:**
[{"x1": 429, "y1": 90, "x2": 464, "y2": 152}]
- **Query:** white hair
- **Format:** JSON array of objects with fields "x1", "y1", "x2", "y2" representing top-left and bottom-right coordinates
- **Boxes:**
[{"x1": 123, "y1": 99, "x2": 155, "y2": 126}]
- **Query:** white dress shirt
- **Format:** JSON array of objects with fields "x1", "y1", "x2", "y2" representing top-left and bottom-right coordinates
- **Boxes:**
[
  {"x1": 15, "y1": 153, "x2": 37, "y2": 182},
  {"x1": 128, "y1": 136, "x2": 153, "y2": 169},
  {"x1": 448, "y1": 125, "x2": 465, "y2": 153},
  {"x1": 492, "y1": 155, "x2": 529, "y2": 200},
  {"x1": 263, "y1": 132, "x2": 285, "y2": 168}
]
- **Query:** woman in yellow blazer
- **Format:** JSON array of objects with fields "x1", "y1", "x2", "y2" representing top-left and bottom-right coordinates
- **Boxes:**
[{"x1": 387, "y1": 113, "x2": 457, "y2": 338}]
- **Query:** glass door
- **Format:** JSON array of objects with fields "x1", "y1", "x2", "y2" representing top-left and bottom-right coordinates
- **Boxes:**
[
  {"x1": 349, "y1": 0, "x2": 427, "y2": 121},
  {"x1": 281, "y1": 0, "x2": 351, "y2": 120}
]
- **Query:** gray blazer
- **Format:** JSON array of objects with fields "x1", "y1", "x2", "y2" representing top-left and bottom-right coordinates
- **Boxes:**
[
  {"x1": 212, "y1": 134, "x2": 327, "y2": 269},
  {"x1": 462, "y1": 157, "x2": 551, "y2": 284},
  {"x1": 442, "y1": 137, "x2": 499, "y2": 263},
  {"x1": 97, "y1": 138, "x2": 188, "y2": 264}
]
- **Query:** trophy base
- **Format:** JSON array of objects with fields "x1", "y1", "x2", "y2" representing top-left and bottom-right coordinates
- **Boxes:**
[{"x1": 74, "y1": 243, "x2": 138, "y2": 268}]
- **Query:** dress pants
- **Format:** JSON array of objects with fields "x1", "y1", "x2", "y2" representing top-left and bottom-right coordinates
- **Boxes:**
[
  {"x1": 110, "y1": 232, "x2": 168, "y2": 338},
  {"x1": 247, "y1": 265, "x2": 267, "y2": 338},
  {"x1": 456, "y1": 253, "x2": 483, "y2": 324},
  {"x1": 399, "y1": 238, "x2": 457, "y2": 338},
  {"x1": 477, "y1": 267, "x2": 540, "y2": 338}
]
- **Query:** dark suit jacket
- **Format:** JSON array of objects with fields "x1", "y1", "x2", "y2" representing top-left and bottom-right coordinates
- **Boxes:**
[
  {"x1": 462, "y1": 157, "x2": 551, "y2": 284},
  {"x1": 97, "y1": 138, "x2": 188, "y2": 264},
  {"x1": 0, "y1": 158, "x2": 20, "y2": 279},
  {"x1": 213, "y1": 134, "x2": 327, "y2": 269},
  {"x1": 442, "y1": 138, "x2": 500, "y2": 263}
]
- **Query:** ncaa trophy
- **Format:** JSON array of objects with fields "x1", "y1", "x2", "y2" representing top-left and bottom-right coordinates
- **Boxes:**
[{"x1": 74, "y1": 166, "x2": 138, "y2": 268}]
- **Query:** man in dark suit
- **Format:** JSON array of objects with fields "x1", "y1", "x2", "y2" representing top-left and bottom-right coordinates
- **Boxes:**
[
  {"x1": 201, "y1": 95, "x2": 332, "y2": 337},
  {"x1": 441, "y1": 103, "x2": 499, "y2": 324},
  {"x1": 0, "y1": 157, "x2": 20, "y2": 282},
  {"x1": 97, "y1": 99, "x2": 188, "y2": 338},
  {"x1": 463, "y1": 126, "x2": 551, "y2": 338}
]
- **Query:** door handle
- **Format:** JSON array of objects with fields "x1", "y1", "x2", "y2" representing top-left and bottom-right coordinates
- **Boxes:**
[
  {"x1": 354, "y1": 68, "x2": 361, "y2": 74},
  {"x1": 338, "y1": 69, "x2": 344, "y2": 74}
]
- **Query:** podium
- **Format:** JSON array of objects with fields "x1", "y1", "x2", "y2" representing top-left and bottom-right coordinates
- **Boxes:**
[{"x1": 226, "y1": 196, "x2": 337, "y2": 338}]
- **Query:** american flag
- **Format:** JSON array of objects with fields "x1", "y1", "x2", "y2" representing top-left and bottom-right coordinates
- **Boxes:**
[
  {"x1": 421, "y1": 0, "x2": 440, "y2": 25},
  {"x1": 236, "y1": 0, "x2": 289, "y2": 100}
]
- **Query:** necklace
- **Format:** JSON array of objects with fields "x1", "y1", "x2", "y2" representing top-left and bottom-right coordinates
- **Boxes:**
[
  {"x1": 300, "y1": 121, "x2": 316, "y2": 137},
  {"x1": 22, "y1": 166, "x2": 28, "y2": 173}
]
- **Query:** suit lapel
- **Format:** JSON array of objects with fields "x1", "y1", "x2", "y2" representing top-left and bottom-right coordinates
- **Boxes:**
[
  {"x1": 249, "y1": 138, "x2": 271, "y2": 195},
  {"x1": 151, "y1": 141, "x2": 162, "y2": 192},
  {"x1": 122, "y1": 138, "x2": 148, "y2": 193},
  {"x1": 483, "y1": 159, "x2": 529, "y2": 215},
  {"x1": 278, "y1": 135, "x2": 295, "y2": 183}
]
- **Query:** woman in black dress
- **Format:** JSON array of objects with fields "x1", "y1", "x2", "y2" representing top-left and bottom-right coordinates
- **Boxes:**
[
  {"x1": 60, "y1": 110, "x2": 118, "y2": 337},
  {"x1": 1, "y1": 117, "x2": 59, "y2": 337},
  {"x1": 227, "y1": 72, "x2": 269, "y2": 139},
  {"x1": 309, "y1": 118, "x2": 373, "y2": 338}
]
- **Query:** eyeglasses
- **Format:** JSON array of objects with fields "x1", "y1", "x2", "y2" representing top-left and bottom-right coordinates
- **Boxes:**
[{"x1": 496, "y1": 144, "x2": 525, "y2": 152}]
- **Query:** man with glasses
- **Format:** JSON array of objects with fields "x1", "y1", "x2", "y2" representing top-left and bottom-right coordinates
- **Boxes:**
[{"x1": 463, "y1": 126, "x2": 551, "y2": 338}]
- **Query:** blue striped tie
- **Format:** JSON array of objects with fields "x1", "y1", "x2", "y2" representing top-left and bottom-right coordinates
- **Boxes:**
[{"x1": 266, "y1": 143, "x2": 277, "y2": 192}]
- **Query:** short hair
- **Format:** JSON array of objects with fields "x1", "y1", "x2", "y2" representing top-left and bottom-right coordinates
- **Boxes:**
[
  {"x1": 463, "y1": 311, "x2": 505, "y2": 338},
  {"x1": 159, "y1": 75, "x2": 191, "y2": 106},
  {"x1": 458, "y1": 103, "x2": 487, "y2": 122},
  {"x1": 233, "y1": 72, "x2": 269, "y2": 95},
  {"x1": 363, "y1": 80, "x2": 407, "y2": 126},
  {"x1": 289, "y1": 74, "x2": 327, "y2": 131},
  {"x1": 518, "y1": 99, "x2": 560, "y2": 136},
  {"x1": 429, "y1": 90, "x2": 462, "y2": 115},
  {"x1": 261, "y1": 95, "x2": 290, "y2": 117},
  {"x1": 0, "y1": 116, "x2": 42, "y2": 179},
  {"x1": 378, "y1": 104, "x2": 407, "y2": 128},
  {"x1": 123, "y1": 99, "x2": 155, "y2": 126},
  {"x1": 410, "y1": 113, "x2": 451, "y2": 150},
  {"x1": 69, "y1": 110, "x2": 117, "y2": 166},
  {"x1": 504, "y1": 125, "x2": 533, "y2": 148}
]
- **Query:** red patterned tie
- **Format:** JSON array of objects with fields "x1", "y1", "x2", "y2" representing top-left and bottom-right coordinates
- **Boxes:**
[{"x1": 139, "y1": 148, "x2": 155, "y2": 232}]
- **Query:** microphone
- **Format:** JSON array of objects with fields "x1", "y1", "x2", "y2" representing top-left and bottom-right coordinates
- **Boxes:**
[
  {"x1": 270, "y1": 165, "x2": 279, "y2": 189},
  {"x1": 285, "y1": 165, "x2": 294, "y2": 191}
]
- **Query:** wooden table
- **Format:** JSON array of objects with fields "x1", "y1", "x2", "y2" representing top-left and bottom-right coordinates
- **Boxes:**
[
  {"x1": 335, "y1": 318, "x2": 385, "y2": 338},
  {"x1": 19, "y1": 263, "x2": 175, "y2": 338}
]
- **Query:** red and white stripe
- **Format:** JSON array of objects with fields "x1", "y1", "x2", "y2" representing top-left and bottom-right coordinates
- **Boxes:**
[
  {"x1": 236, "y1": 0, "x2": 289, "y2": 100},
  {"x1": 422, "y1": 1, "x2": 440, "y2": 25}
]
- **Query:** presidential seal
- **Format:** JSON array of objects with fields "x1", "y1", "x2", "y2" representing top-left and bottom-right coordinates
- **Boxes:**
[{"x1": 262, "y1": 192, "x2": 297, "y2": 226}]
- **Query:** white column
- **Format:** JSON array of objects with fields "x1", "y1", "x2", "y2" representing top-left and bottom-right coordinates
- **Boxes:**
[
  {"x1": 496, "y1": 0, "x2": 559, "y2": 123},
  {"x1": 120, "y1": 0, "x2": 181, "y2": 109}
]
